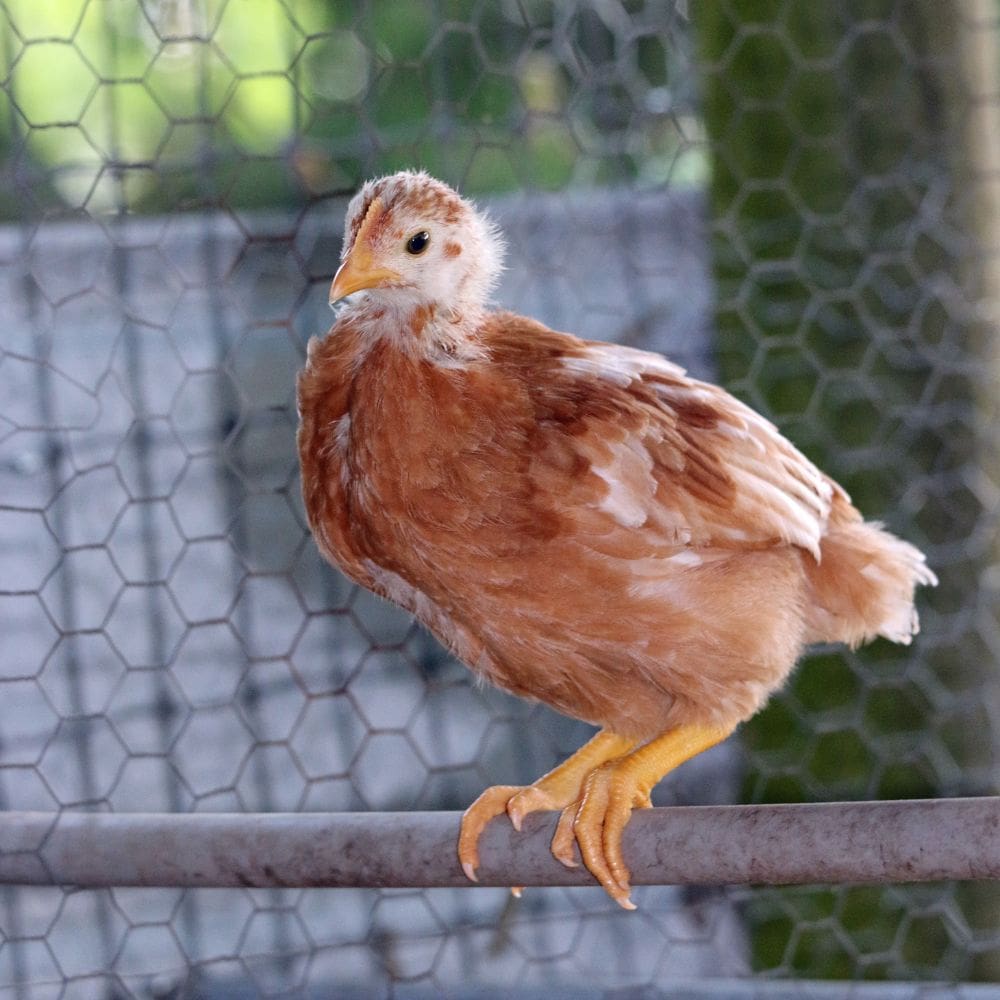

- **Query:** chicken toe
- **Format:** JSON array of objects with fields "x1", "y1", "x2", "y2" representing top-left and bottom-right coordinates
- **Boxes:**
[{"x1": 458, "y1": 730, "x2": 636, "y2": 884}]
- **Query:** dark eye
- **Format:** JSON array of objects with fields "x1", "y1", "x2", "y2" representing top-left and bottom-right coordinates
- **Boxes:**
[{"x1": 406, "y1": 231, "x2": 430, "y2": 255}]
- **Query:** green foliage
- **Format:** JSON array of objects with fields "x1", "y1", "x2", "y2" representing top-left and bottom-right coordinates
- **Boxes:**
[{"x1": 0, "y1": 0, "x2": 700, "y2": 219}]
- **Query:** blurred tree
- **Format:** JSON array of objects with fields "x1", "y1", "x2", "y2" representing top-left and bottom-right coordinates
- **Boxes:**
[
  {"x1": 0, "y1": 0, "x2": 700, "y2": 218},
  {"x1": 954, "y1": 0, "x2": 1000, "y2": 979}
]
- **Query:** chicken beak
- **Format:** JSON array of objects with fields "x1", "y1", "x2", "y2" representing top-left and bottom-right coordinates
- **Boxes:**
[
  {"x1": 329, "y1": 195, "x2": 401, "y2": 304},
  {"x1": 329, "y1": 250, "x2": 401, "y2": 304}
]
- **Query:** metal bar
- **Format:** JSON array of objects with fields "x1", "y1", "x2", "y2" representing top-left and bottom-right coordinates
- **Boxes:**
[{"x1": 0, "y1": 798, "x2": 998, "y2": 889}]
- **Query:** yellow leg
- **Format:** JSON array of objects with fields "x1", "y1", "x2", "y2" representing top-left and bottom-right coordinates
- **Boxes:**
[
  {"x1": 571, "y1": 721, "x2": 734, "y2": 910},
  {"x1": 458, "y1": 729, "x2": 636, "y2": 883}
]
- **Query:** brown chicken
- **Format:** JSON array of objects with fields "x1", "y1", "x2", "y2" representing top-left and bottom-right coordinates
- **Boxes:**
[{"x1": 297, "y1": 170, "x2": 937, "y2": 909}]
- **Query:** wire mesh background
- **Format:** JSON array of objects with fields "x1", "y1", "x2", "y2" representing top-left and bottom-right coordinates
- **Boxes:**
[{"x1": 1, "y1": 0, "x2": 998, "y2": 996}]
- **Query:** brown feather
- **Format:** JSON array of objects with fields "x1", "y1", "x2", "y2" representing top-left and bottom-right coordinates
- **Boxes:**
[{"x1": 298, "y1": 302, "x2": 935, "y2": 740}]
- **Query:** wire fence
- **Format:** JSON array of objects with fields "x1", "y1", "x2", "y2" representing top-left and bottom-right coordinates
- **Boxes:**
[{"x1": 0, "y1": 0, "x2": 998, "y2": 996}]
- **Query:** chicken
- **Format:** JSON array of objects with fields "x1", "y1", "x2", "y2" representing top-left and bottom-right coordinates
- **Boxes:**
[{"x1": 297, "y1": 170, "x2": 937, "y2": 909}]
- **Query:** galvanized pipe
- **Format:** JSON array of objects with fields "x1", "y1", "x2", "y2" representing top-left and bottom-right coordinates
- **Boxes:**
[{"x1": 0, "y1": 798, "x2": 998, "y2": 889}]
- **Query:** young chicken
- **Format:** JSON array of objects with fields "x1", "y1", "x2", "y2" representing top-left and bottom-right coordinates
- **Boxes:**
[{"x1": 297, "y1": 170, "x2": 937, "y2": 909}]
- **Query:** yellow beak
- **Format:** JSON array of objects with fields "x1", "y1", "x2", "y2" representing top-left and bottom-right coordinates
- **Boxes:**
[
  {"x1": 329, "y1": 195, "x2": 401, "y2": 304},
  {"x1": 329, "y1": 251, "x2": 401, "y2": 303}
]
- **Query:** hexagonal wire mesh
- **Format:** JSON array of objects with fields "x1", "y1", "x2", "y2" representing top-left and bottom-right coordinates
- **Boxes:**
[{"x1": 1, "y1": 0, "x2": 999, "y2": 995}]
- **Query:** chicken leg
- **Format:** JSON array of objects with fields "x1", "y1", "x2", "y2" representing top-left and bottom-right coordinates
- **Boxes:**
[
  {"x1": 460, "y1": 721, "x2": 734, "y2": 910},
  {"x1": 569, "y1": 721, "x2": 734, "y2": 908}
]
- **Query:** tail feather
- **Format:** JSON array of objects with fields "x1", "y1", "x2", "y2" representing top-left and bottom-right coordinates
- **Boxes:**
[{"x1": 805, "y1": 521, "x2": 937, "y2": 648}]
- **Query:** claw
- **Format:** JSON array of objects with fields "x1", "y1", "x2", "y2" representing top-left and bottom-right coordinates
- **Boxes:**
[
  {"x1": 565, "y1": 722, "x2": 734, "y2": 909},
  {"x1": 551, "y1": 804, "x2": 580, "y2": 868},
  {"x1": 457, "y1": 730, "x2": 648, "y2": 901},
  {"x1": 574, "y1": 764, "x2": 630, "y2": 905},
  {"x1": 459, "y1": 724, "x2": 732, "y2": 911},
  {"x1": 458, "y1": 784, "x2": 521, "y2": 883},
  {"x1": 506, "y1": 784, "x2": 557, "y2": 832},
  {"x1": 570, "y1": 761, "x2": 650, "y2": 907},
  {"x1": 602, "y1": 785, "x2": 635, "y2": 892}
]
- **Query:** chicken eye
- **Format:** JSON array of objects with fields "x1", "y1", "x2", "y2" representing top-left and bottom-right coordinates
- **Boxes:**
[{"x1": 406, "y1": 231, "x2": 430, "y2": 255}]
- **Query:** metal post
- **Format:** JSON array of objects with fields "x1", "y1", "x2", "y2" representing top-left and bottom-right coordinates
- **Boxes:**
[{"x1": 0, "y1": 798, "x2": 998, "y2": 889}]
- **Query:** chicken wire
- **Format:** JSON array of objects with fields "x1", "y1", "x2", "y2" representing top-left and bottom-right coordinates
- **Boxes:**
[{"x1": 0, "y1": 0, "x2": 997, "y2": 996}]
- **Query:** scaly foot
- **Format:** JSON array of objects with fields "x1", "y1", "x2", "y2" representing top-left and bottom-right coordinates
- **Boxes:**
[
  {"x1": 458, "y1": 782, "x2": 572, "y2": 882},
  {"x1": 459, "y1": 723, "x2": 734, "y2": 909},
  {"x1": 457, "y1": 730, "x2": 636, "y2": 884},
  {"x1": 558, "y1": 722, "x2": 735, "y2": 909},
  {"x1": 561, "y1": 760, "x2": 653, "y2": 909}
]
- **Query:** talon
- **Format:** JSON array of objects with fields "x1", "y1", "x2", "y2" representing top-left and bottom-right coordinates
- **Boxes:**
[
  {"x1": 459, "y1": 725, "x2": 732, "y2": 909},
  {"x1": 456, "y1": 730, "x2": 645, "y2": 900},
  {"x1": 606, "y1": 777, "x2": 651, "y2": 892},
  {"x1": 458, "y1": 784, "x2": 521, "y2": 883},
  {"x1": 572, "y1": 762, "x2": 641, "y2": 906},
  {"x1": 551, "y1": 803, "x2": 580, "y2": 868},
  {"x1": 507, "y1": 785, "x2": 555, "y2": 832},
  {"x1": 574, "y1": 766, "x2": 619, "y2": 899}
]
